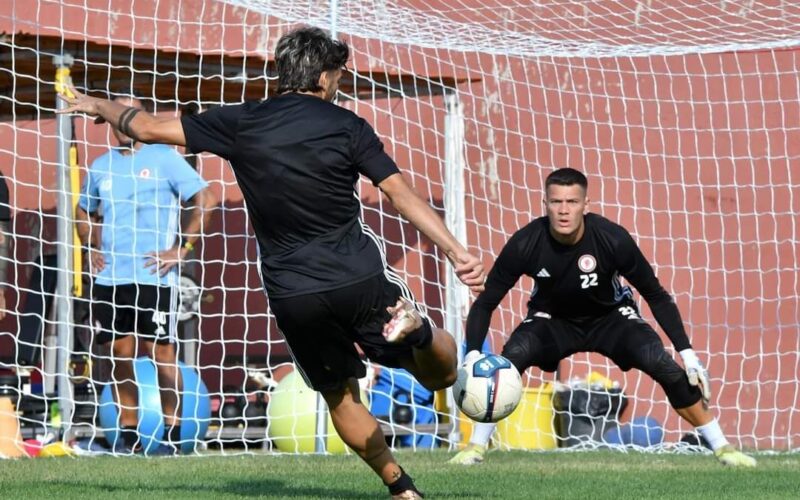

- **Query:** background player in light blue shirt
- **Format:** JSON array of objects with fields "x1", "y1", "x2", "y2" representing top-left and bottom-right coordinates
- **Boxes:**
[{"x1": 75, "y1": 96, "x2": 216, "y2": 453}]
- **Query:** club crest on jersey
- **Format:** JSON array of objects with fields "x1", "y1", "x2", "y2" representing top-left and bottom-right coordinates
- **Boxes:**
[
  {"x1": 139, "y1": 168, "x2": 151, "y2": 178},
  {"x1": 578, "y1": 254, "x2": 596, "y2": 273}
]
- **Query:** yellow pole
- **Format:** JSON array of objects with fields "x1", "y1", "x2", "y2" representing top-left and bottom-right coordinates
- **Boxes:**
[
  {"x1": 69, "y1": 145, "x2": 82, "y2": 297},
  {"x1": 54, "y1": 67, "x2": 83, "y2": 297}
]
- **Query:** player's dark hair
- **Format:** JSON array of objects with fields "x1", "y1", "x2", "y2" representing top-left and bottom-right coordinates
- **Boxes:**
[
  {"x1": 275, "y1": 26, "x2": 349, "y2": 94},
  {"x1": 545, "y1": 168, "x2": 588, "y2": 192}
]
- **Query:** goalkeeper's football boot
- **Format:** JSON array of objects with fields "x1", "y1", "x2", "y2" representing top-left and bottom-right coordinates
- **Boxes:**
[
  {"x1": 384, "y1": 298, "x2": 423, "y2": 343},
  {"x1": 715, "y1": 445, "x2": 757, "y2": 467},
  {"x1": 448, "y1": 444, "x2": 487, "y2": 465}
]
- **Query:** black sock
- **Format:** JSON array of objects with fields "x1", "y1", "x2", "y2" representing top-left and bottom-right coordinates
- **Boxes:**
[
  {"x1": 404, "y1": 318, "x2": 433, "y2": 349},
  {"x1": 168, "y1": 425, "x2": 182, "y2": 446},
  {"x1": 386, "y1": 468, "x2": 424, "y2": 497},
  {"x1": 120, "y1": 426, "x2": 139, "y2": 450}
]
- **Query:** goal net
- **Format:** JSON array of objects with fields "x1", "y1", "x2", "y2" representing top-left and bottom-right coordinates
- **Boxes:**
[{"x1": 1, "y1": 0, "x2": 798, "y2": 456}]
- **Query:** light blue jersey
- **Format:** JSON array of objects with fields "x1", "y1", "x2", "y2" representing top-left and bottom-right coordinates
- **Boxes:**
[{"x1": 78, "y1": 144, "x2": 208, "y2": 287}]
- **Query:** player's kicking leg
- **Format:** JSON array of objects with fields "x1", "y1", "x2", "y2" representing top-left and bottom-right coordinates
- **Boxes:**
[{"x1": 384, "y1": 297, "x2": 458, "y2": 391}]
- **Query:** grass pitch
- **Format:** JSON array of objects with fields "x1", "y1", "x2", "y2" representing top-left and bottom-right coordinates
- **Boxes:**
[{"x1": 0, "y1": 450, "x2": 798, "y2": 499}]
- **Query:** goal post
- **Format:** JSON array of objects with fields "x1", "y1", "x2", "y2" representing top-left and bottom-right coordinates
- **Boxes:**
[
  {"x1": 1, "y1": 0, "x2": 799, "y2": 455},
  {"x1": 443, "y1": 91, "x2": 468, "y2": 444},
  {"x1": 53, "y1": 55, "x2": 77, "y2": 437}
]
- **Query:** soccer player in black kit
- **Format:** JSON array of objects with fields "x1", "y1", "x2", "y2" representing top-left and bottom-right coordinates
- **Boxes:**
[
  {"x1": 450, "y1": 168, "x2": 755, "y2": 467},
  {"x1": 58, "y1": 27, "x2": 485, "y2": 499}
]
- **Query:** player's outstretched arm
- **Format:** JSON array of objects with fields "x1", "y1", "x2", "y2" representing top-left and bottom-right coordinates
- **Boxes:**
[
  {"x1": 56, "y1": 83, "x2": 186, "y2": 146},
  {"x1": 379, "y1": 172, "x2": 485, "y2": 293}
]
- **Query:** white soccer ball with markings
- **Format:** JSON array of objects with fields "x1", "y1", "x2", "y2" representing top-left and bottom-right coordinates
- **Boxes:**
[{"x1": 453, "y1": 353, "x2": 522, "y2": 423}]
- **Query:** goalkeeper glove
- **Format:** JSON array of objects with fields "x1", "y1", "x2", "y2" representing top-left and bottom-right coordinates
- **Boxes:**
[{"x1": 680, "y1": 348, "x2": 711, "y2": 400}]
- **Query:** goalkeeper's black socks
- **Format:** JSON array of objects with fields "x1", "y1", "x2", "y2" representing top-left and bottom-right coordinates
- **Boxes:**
[
  {"x1": 386, "y1": 467, "x2": 425, "y2": 498},
  {"x1": 406, "y1": 318, "x2": 433, "y2": 349}
]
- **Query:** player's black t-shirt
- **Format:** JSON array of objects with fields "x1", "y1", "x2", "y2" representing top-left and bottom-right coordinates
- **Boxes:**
[
  {"x1": 181, "y1": 94, "x2": 399, "y2": 298},
  {"x1": 466, "y1": 213, "x2": 691, "y2": 352}
]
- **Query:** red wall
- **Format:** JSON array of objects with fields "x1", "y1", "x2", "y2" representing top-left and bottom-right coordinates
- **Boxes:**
[{"x1": 1, "y1": 1, "x2": 798, "y2": 449}]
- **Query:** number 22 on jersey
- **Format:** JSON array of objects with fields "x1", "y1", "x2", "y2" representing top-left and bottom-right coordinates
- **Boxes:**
[{"x1": 579, "y1": 273, "x2": 598, "y2": 289}]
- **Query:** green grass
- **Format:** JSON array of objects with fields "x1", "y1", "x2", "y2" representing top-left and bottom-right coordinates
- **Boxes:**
[{"x1": 0, "y1": 450, "x2": 798, "y2": 499}]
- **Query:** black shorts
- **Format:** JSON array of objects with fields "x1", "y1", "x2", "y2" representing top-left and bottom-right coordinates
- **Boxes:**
[
  {"x1": 91, "y1": 284, "x2": 177, "y2": 345},
  {"x1": 501, "y1": 304, "x2": 665, "y2": 373},
  {"x1": 268, "y1": 273, "x2": 419, "y2": 392}
]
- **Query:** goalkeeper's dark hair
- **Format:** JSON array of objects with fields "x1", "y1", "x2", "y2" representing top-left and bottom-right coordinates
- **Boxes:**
[
  {"x1": 275, "y1": 26, "x2": 349, "y2": 94},
  {"x1": 545, "y1": 168, "x2": 588, "y2": 192}
]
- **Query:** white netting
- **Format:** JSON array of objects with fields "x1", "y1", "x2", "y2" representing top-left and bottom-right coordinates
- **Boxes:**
[
  {"x1": 1, "y1": 0, "x2": 799, "y2": 457},
  {"x1": 232, "y1": 0, "x2": 800, "y2": 56}
]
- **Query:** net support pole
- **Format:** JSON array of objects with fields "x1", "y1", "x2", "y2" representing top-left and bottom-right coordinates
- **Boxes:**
[
  {"x1": 312, "y1": 0, "x2": 340, "y2": 455},
  {"x1": 443, "y1": 92, "x2": 467, "y2": 445},
  {"x1": 329, "y1": 0, "x2": 338, "y2": 39},
  {"x1": 314, "y1": 394, "x2": 328, "y2": 454},
  {"x1": 53, "y1": 54, "x2": 75, "y2": 437}
]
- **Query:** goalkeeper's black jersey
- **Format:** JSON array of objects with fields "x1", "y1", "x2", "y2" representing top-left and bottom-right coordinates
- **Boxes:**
[{"x1": 466, "y1": 213, "x2": 690, "y2": 352}]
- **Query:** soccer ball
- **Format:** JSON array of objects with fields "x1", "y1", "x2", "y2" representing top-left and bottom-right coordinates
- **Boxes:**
[{"x1": 453, "y1": 354, "x2": 522, "y2": 423}]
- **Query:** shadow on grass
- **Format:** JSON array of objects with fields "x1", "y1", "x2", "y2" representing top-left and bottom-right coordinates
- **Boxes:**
[{"x1": 41, "y1": 477, "x2": 377, "y2": 499}]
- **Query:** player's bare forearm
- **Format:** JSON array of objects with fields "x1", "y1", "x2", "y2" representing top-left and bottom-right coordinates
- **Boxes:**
[
  {"x1": 74, "y1": 206, "x2": 95, "y2": 247},
  {"x1": 178, "y1": 187, "x2": 217, "y2": 248},
  {"x1": 146, "y1": 188, "x2": 215, "y2": 276},
  {"x1": 57, "y1": 83, "x2": 186, "y2": 146},
  {"x1": 398, "y1": 194, "x2": 464, "y2": 259},
  {"x1": 93, "y1": 100, "x2": 185, "y2": 146},
  {"x1": 379, "y1": 173, "x2": 485, "y2": 291},
  {"x1": 379, "y1": 174, "x2": 463, "y2": 259},
  {"x1": 75, "y1": 207, "x2": 105, "y2": 272}
]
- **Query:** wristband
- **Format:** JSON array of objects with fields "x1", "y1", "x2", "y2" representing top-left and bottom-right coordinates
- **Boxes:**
[{"x1": 182, "y1": 240, "x2": 195, "y2": 253}]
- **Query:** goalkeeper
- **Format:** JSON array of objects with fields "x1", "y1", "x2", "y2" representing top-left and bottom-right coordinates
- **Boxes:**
[{"x1": 450, "y1": 168, "x2": 755, "y2": 468}]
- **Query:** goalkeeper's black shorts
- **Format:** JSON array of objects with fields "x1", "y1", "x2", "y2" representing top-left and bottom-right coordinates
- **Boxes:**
[
  {"x1": 268, "y1": 272, "x2": 420, "y2": 392},
  {"x1": 501, "y1": 303, "x2": 665, "y2": 374}
]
